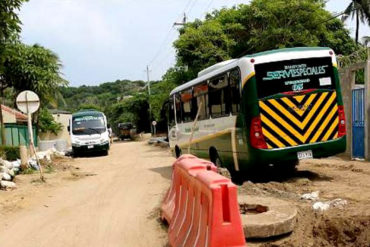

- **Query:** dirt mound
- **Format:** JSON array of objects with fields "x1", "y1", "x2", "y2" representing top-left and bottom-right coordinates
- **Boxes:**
[
  {"x1": 257, "y1": 208, "x2": 370, "y2": 247},
  {"x1": 312, "y1": 215, "x2": 370, "y2": 247},
  {"x1": 242, "y1": 158, "x2": 370, "y2": 247}
]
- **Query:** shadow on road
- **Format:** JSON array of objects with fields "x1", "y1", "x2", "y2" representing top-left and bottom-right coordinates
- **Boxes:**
[
  {"x1": 242, "y1": 167, "x2": 333, "y2": 184},
  {"x1": 150, "y1": 166, "x2": 172, "y2": 180}
]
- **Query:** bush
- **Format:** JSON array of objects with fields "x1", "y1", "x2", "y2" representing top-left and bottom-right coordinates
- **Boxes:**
[
  {"x1": 38, "y1": 108, "x2": 63, "y2": 135},
  {"x1": 0, "y1": 146, "x2": 20, "y2": 161}
]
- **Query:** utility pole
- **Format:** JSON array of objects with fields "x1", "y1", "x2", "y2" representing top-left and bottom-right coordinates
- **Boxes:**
[
  {"x1": 146, "y1": 65, "x2": 153, "y2": 135},
  {"x1": 174, "y1": 13, "x2": 187, "y2": 26}
]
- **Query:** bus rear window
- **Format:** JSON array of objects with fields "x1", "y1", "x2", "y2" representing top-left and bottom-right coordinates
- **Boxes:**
[{"x1": 255, "y1": 57, "x2": 336, "y2": 99}]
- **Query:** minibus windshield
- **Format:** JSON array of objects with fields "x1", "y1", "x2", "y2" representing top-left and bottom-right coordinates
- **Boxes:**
[{"x1": 72, "y1": 115, "x2": 106, "y2": 135}]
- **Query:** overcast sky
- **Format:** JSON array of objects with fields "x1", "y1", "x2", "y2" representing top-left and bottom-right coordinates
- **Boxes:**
[{"x1": 19, "y1": 0, "x2": 370, "y2": 86}]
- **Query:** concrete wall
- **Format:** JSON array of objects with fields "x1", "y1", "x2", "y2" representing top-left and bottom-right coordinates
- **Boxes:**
[
  {"x1": 1, "y1": 109, "x2": 16, "y2": 124},
  {"x1": 339, "y1": 68, "x2": 355, "y2": 156},
  {"x1": 39, "y1": 113, "x2": 71, "y2": 147}
]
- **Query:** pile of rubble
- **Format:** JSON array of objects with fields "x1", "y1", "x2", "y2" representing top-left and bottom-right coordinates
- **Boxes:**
[
  {"x1": 0, "y1": 159, "x2": 20, "y2": 189},
  {"x1": 0, "y1": 148, "x2": 66, "y2": 190}
]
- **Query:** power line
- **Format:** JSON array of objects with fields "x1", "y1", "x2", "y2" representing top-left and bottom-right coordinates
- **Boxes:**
[
  {"x1": 147, "y1": 0, "x2": 194, "y2": 67},
  {"x1": 204, "y1": 0, "x2": 216, "y2": 14},
  {"x1": 187, "y1": 0, "x2": 198, "y2": 18},
  {"x1": 148, "y1": 27, "x2": 176, "y2": 66}
]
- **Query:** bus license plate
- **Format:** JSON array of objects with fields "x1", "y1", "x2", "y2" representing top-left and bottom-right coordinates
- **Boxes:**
[
  {"x1": 88, "y1": 145, "x2": 94, "y2": 149},
  {"x1": 297, "y1": 150, "x2": 313, "y2": 160}
]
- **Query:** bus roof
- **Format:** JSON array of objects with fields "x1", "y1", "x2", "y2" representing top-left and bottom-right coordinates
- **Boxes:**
[
  {"x1": 244, "y1": 47, "x2": 331, "y2": 58},
  {"x1": 72, "y1": 110, "x2": 104, "y2": 117},
  {"x1": 170, "y1": 59, "x2": 240, "y2": 96},
  {"x1": 170, "y1": 47, "x2": 334, "y2": 96}
]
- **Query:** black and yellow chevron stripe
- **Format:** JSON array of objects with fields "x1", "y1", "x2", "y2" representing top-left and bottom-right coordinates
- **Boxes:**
[{"x1": 259, "y1": 91, "x2": 339, "y2": 149}]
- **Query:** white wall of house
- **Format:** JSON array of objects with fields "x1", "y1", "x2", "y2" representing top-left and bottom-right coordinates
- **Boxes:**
[{"x1": 39, "y1": 113, "x2": 72, "y2": 147}]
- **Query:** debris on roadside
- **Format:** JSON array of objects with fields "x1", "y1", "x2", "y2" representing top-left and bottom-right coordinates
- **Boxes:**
[
  {"x1": 301, "y1": 191, "x2": 320, "y2": 201},
  {"x1": 0, "y1": 158, "x2": 20, "y2": 190},
  {"x1": 312, "y1": 199, "x2": 348, "y2": 211},
  {"x1": 0, "y1": 148, "x2": 68, "y2": 190},
  {"x1": 0, "y1": 180, "x2": 17, "y2": 189}
]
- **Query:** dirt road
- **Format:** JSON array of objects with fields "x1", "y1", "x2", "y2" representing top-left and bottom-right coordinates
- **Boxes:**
[
  {"x1": 1, "y1": 141, "x2": 370, "y2": 247},
  {"x1": 0, "y1": 141, "x2": 174, "y2": 247}
]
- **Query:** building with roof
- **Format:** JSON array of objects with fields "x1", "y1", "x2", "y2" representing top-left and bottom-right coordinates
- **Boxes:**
[{"x1": 1, "y1": 105, "x2": 27, "y2": 124}]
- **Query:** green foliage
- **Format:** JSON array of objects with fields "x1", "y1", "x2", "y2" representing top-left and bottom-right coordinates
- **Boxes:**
[
  {"x1": 78, "y1": 104, "x2": 103, "y2": 112},
  {"x1": 105, "y1": 93, "x2": 150, "y2": 134},
  {"x1": 0, "y1": 0, "x2": 28, "y2": 145},
  {"x1": 150, "y1": 80, "x2": 177, "y2": 121},
  {"x1": 3, "y1": 43, "x2": 68, "y2": 105},
  {"x1": 0, "y1": 0, "x2": 27, "y2": 42},
  {"x1": 38, "y1": 108, "x2": 63, "y2": 135},
  {"x1": 174, "y1": 0, "x2": 357, "y2": 77},
  {"x1": 20, "y1": 167, "x2": 35, "y2": 174},
  {"x1": 175, "y1": 20, "x2": 234, "y2": 73},
  {"x1": 0, "y1": 145, "x2": 20, "y2": 161},
  {"x1": 338, "y1": 46, "x2": 368, "y2": 68},
  {"x1": 61, "y1": 80, "x2": 151, "y2": 133},
  {"x1": 60, "y1": 80, "x2": 145, "y2": 112}
]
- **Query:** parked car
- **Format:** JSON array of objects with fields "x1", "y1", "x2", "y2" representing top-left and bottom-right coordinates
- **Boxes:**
[{"x1": 118, "y1": 122, "x2": 137, "y2": 140}]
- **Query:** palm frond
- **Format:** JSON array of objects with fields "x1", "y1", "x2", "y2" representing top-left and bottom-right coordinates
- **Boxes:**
[{"x1": 342, "y1": 2, "x2": 355, "y2": 21}]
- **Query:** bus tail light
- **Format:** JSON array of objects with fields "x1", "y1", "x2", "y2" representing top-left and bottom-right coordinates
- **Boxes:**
[
  {"x1": 250, "y1": 117, "x2": 268, "y2": 149},
  {"x1": 338, "y1": 105, "x2": 346, "y2": 137}
]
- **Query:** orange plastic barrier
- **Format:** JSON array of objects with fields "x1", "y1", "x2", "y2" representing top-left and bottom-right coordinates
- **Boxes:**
[
  {"x1": 162, "y1": 155, "x2": 246, "y2": 247},
  {"x1": 161, "y1": 155, "x2": 217, "y2": 224}
]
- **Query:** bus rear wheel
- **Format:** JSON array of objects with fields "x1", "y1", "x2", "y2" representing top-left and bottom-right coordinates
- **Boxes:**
[
  {"x1": 276, "y1": 160, "x2": 299, "y2": 175},
  {"x1": 230, "y1": 170, "x2": 245, "y2": 185}
]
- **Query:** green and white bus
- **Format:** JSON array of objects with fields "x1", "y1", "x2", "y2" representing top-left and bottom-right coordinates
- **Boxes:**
[
  {"x1": 167, "y1": 47, "x2": 346, "y2": 179},
  {"x1": 69, "y1": 110, "x2": 110, "y2": 156}
]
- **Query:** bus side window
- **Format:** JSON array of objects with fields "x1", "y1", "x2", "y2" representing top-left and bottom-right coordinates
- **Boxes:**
[
  {"x1": 229, "y1": 68, "x2": 241, "y2": 114},
  {"x1": 194, "y1": 83, "x2": 209, "y2": 120},
  {"x1": 175, "y1": 94, "x2": 182, "y2": 123},
  {"x1": 181, "y1": 89, "x2": 193, "y2": 122},
  {"x1": 209, "y1": 74, "x2": 229, "y2": 118}
]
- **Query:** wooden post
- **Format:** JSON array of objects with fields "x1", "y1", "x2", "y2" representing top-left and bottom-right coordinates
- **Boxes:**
[
  {"x1": 19, "y1": 145, "x2": 28, "y2": 170},
  {"x1": 25, "y1": 92, "x2": 44, "y2": 181}
]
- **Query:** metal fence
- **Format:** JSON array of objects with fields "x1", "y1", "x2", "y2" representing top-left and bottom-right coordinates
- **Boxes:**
[{"x1": 0, "y1": 124, "x2": 38, "y2": 147}]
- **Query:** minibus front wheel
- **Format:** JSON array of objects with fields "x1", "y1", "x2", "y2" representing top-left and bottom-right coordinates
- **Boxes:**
[{"x1": 175, "y1": 146, "x2": 182, "y2": 158}]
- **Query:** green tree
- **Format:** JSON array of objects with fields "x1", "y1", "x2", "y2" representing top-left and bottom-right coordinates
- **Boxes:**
[
  {"x1": 38, "y1": 108, "x2": 63, "y2": 135},
  {"x1": 343, "y1": 0, "x2": 370, "y2": 44},
  {"x1": 106, "y1": 93, "x2": 150, "y2": 134},
  {"x1": 0, "y1": 0, "x2": 28, "y2": 144},
  {"x1": 3, "y1": 43, "x2": 67, "y2": 105},
  {"x1": 78, "y1": 104, "x2": 103, "y2": 112},
  {"x1": 0, "y1": 0, "x2": 26, "y2": 43},
  {"x1": 1, "y1": 43, "x2": 67, "y2": 140},
  {"x1": 174, "y1": 0, "x2": 357, "y2": 76}
]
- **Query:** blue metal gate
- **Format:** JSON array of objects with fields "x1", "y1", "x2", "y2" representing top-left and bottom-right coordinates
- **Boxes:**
[{"x1": 352, "y1": 88, "x2": 365, "y2": 158}]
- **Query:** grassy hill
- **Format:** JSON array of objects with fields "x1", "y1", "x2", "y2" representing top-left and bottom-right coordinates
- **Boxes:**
[{"x1": 60, "y1": 79, "x2": 146, "y2": 112}]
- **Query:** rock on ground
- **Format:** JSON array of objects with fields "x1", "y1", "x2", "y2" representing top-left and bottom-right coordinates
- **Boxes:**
[{"x1": 0, "y1": 181, "x2": 16, "y2": 190}]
